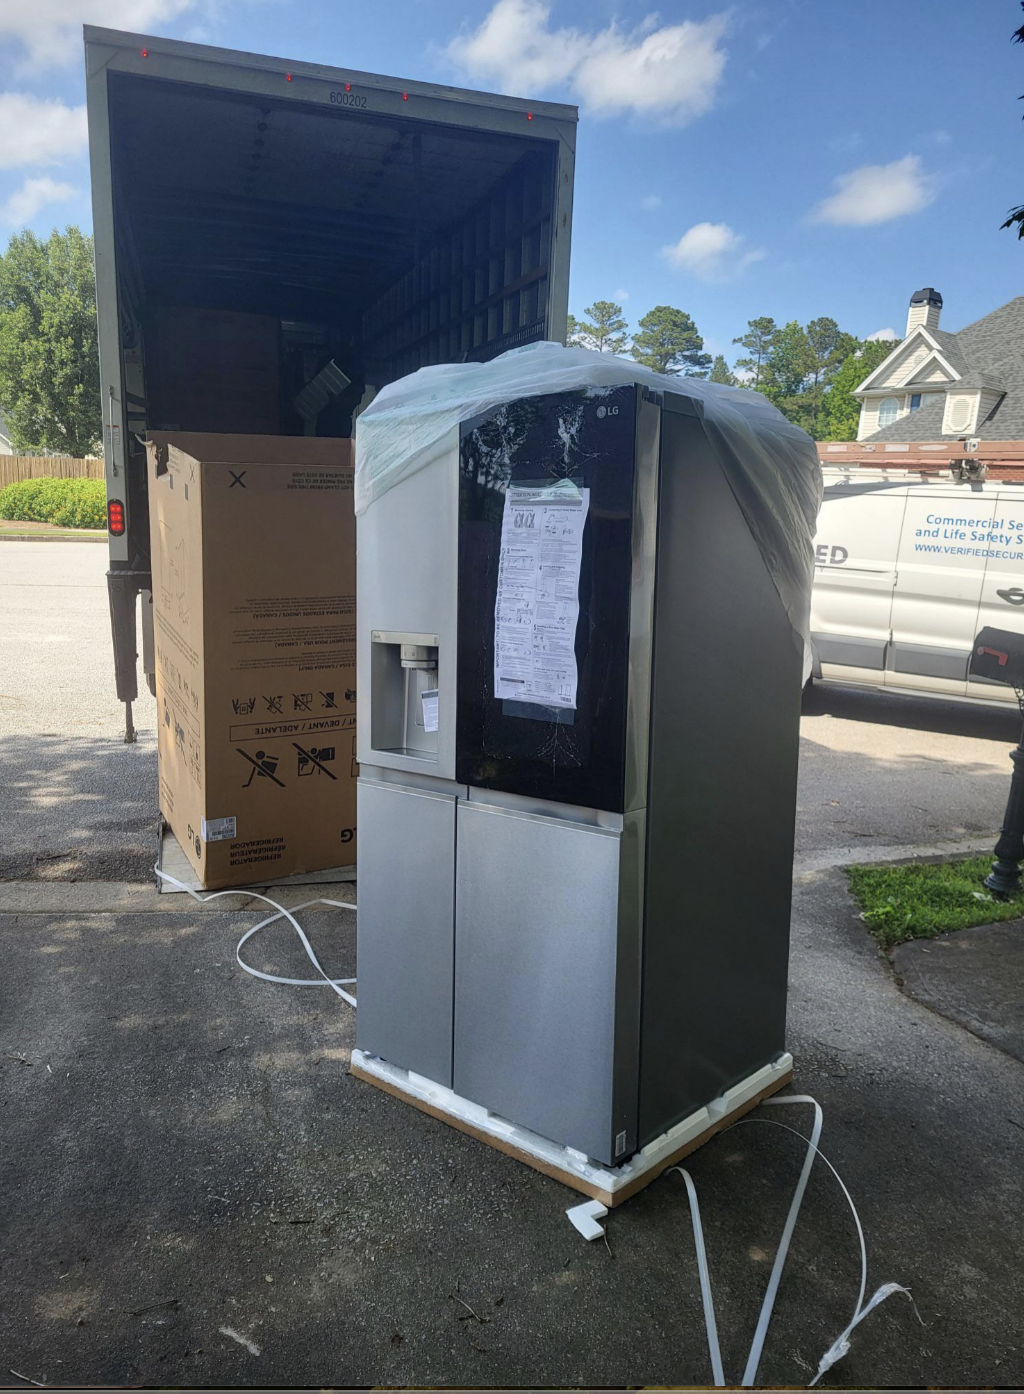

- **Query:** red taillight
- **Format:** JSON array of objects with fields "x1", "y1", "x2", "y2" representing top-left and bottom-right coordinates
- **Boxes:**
[{"x1": 108, "y1": 499, "x2": 126, "y2": 536}]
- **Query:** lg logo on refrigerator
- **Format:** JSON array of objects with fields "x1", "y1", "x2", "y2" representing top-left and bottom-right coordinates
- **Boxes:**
[{"x1": 595, "y1": 404, "x2": 619, "y2": 419}]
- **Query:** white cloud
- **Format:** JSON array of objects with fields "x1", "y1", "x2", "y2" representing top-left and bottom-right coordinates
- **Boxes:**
[
  {"x1": 932, "y1": 129, "x2": 951, "y2": 146},
  {"x1": 1, "y1": 175, "x2": 76, "y2": 225},
  {"x1": 447, "y1": 0, "x2": 729, "y2": 124},
  {"x1": 812, "y1": 155, "x2": 937, "y2": 226},
  {"x1": 641, "y1": 194, "x2": 662, "y2": 210},
  {"x1": 613, "y1": 287, "x2": 629, "y2": 301},
  {"x1": 662, "y1": 221, "x2": 765, "y2": 283},
  {"x1": 0, "y1": 95, "x2": 87, "y2": 169},
  {"x1": 0, "y1": 0, "x2": 198, "y2": 68},
  {"x1": 866, "y1": 326, "x2": 897, "y2": 341}
]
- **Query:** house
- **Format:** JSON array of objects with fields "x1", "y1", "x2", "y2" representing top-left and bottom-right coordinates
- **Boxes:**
[
  {"x1": 854, "y1": 288, "x2": 1024, "y2": 442},
  {"x1": 0, "y1": 410, "x2": 13, "y2": 455}
]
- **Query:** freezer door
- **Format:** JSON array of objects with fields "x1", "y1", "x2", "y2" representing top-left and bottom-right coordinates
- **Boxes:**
[
  {"x1": 355, "y1": 778, "x2": 457, "y2": 1085},
  {"x1": 453, "y1": 798, "x2": 640, "y2": 1165}
]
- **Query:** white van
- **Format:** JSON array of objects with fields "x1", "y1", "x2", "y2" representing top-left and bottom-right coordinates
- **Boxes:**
[{"x1": 811, "y1": 467, "x2": 1024, "y2": 706}]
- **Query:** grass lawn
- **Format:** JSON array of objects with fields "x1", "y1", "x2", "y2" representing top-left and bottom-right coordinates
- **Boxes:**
[
  {"x1": 0, "y1": 520, "x2": 104, "y2": 541},
  {"x1": 848, "y1": 856, "x2": 1024, "y2": 948}
]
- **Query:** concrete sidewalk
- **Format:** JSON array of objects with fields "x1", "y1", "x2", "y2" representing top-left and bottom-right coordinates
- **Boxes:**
[
  {"x1": 2, "y1": 867, "x2": 1021, "y2": 1388},
  {"x1": 894, "y1": 916, "x2": 1024, "y2": 1062}
]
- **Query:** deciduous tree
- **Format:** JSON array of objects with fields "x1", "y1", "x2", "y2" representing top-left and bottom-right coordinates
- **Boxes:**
[
  {"x1": 819, "y1": 338, "x2": 898, "y2": 440},
  {"x1": 0, "y1": 227, "x2": 100, "y2": 457},
  {"x1": 1001, "y1": 3, "x2": 1024, "y2": 239}
]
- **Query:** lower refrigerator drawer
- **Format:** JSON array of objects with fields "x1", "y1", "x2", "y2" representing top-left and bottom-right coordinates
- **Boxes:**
[{"x1": 453, "y1": 798, "x2": 640, "y2": 1165}]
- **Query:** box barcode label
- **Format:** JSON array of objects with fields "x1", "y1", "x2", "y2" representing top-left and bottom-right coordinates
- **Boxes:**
[
  {"x1": 201, "y1": 815, "x2": 236, "y2": 843},
  {"x1": 614, "y1": 1130, "x2": 627, "y2": 1156}
]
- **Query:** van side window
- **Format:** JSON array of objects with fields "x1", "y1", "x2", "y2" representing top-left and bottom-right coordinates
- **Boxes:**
[{"x1": 878, "y1": 397, "x2": 900, "y2": 427}]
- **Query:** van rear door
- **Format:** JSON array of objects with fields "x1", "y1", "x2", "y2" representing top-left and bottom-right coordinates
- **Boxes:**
[
  {"x1": 887, "y1": 491, "x2": 986, "y2": 696},
  {"x1": 965, "y1": 489, "x2": 1024, "y2": 705},
  {"x1": 811, "y1": 482, "x2": 904, "y2": 680}
]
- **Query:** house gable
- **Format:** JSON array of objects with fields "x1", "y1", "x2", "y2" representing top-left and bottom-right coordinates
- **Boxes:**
[
  {"x1": 854, "y1": 327, "x2": 958, "y2": 396},
  {"x1": 898, "y1": 349, "x2": 958, "y2": 388}
]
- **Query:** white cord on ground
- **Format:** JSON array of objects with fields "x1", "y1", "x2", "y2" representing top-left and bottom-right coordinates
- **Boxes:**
[
  {"x1": 154, "y1": 866, "x2": 358, "y2": 1007},
  {"x1": 671, "y1": 1094, "x2": 918, "y2": 1388}
]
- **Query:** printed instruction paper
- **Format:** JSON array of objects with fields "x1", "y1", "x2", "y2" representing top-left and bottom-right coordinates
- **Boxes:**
[
  {"x1": 421, "y1": 688, "x2": 439, "y2": 734},
  {"x1": 494, "y1": 481, "x2": 590, "y2": 709}
]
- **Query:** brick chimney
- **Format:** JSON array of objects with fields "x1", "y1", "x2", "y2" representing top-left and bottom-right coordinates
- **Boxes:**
[{"x1": 906, "y1": 287, "x2": 942, "y2": 335}]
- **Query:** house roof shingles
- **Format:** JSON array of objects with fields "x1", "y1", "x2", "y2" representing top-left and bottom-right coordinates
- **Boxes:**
[{"x1": 863, "y1": 295, "x2": 1024, "y2": 441}]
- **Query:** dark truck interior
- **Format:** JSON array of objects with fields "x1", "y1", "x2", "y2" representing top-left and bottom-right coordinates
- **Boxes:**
[{"x1": 107, "y1": 70, "x2": 559, "y2": 564}]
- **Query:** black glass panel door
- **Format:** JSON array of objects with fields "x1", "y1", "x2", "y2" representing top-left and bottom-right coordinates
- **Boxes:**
[{"x1": 456, "y1": 385, "x2": 637, "y2": 812}]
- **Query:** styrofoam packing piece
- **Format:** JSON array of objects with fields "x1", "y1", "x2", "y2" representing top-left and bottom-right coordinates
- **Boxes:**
[
  {"x1": 355, "y1": 341, "x2": 822, "y2": 675},
  {"x1": 566, "y1": 1200, "x2": 608, "y2": 1242},
  {"x1": 153, "y1": 866, "x2": 357, "y2": 1006},
  {"x1": 350, "y1": 1048, "x2": 793, "y2": 1194}
]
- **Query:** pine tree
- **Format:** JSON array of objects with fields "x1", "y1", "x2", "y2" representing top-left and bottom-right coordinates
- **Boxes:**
[
  {"x1": 630, "y1": 305, "x2": 711, "y2": 376},
  {"x1": 732, "y1": 316, "x2": 777, "y2": 389},
  {"x1": 573, "y1": 300, "x2": 629, "y2": 354},
  {"x1": 709, "y1": 354, "x2": 738, "y2": 386}
]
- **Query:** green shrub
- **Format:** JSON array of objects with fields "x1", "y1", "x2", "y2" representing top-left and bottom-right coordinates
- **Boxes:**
[{"x1": 0, "y1": 476, "x2": 107, "y2": 530}]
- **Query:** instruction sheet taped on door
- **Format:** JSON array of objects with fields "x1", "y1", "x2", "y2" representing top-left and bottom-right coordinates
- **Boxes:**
[{"x1": 494, "y1": 482, "x2": 590, "y2": 709}]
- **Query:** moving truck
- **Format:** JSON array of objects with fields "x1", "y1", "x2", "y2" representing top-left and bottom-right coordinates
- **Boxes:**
[
  {"x1": 85, "y1": 26, "x2": 578, "y2": 738},
  {"x1": 812, "y1": 466, "x2": 1024, "y2": 706}
]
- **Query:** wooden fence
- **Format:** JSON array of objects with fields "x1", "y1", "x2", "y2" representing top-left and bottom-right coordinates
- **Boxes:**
[{"x1": 0, "y1": 455, "x2": 104, "y2": 489}]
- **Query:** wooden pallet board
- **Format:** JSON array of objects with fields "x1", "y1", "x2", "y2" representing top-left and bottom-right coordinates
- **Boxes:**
[{"x1": 350, "y1": 1059, "x2": 794, "y2": 1208}]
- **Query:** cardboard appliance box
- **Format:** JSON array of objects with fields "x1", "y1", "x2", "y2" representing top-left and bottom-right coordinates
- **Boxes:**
[{"x1": 147, "y1": 432, "x2": 356, "y2": 889}]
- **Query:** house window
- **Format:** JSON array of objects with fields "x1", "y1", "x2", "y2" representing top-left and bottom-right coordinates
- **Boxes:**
[
  {"x1": 878, "y1": 397, "x2": 900, "y2": 428},
  {"x1": 910, "y1": 393, "x2": 922, "y2": 411}
]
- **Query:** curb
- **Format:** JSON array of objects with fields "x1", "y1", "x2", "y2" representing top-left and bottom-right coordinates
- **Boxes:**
[{"x1": 0, "y1": 531, "x2": 106, "y2": 543}]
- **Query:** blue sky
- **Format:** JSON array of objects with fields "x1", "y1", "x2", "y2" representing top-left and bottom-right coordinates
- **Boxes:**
[{"x1": 1, "y1": 0, "x2": 1022, "y2": 363}]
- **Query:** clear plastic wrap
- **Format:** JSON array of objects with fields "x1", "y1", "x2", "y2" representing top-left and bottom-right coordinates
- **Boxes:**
[{"x1": 355, "y1": 341, "x2": 822, "y2": 666}]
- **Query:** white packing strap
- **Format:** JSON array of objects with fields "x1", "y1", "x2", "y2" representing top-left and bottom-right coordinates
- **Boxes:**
[
  {"x1": 671, "y1": 1094, "x2": 918, "y2": 1388},
  {"x1": 154, "y1": 865, "x2": 357, "y2": 1007},
  {"x1": 671, "y1": 1165, "x2": 726, "y2": 1388}
]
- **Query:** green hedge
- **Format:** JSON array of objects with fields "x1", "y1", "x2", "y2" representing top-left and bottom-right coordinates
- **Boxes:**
[{"x1": 0, "y1": 477, "x2": 107, "y2": 530}]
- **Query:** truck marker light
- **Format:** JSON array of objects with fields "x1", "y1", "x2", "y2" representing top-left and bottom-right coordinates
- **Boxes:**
[
  {"x1": 527, "y1": 112, "x2": 533, "y2": 120},
  {"x1": 345, "y1": 83, "x2": 351, "y2": 91},
  {"x1": 285, "y1": 72, "x2": 292, "y2": 81},
  {"x1": 108, "y1": 500, "x2": 126, "y2": 536},
  {"x1": 140, "y1": 48, "x2": 148, "y2": 57},
  {"x1": 402, "y1": 92, "x2": 408, "y2": 100}
]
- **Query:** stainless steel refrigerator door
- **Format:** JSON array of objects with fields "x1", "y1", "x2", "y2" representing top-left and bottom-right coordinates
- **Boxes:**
[
  {"x1": 355, "y1": 777, "x2": 457, "y2": 1085},
  {"x1": 453, "y1": 798, "x2": 638, "y2": 1164}
]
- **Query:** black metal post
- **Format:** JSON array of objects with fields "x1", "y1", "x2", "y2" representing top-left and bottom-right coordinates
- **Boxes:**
[{"x1": 984, "y1": 716, "x2": 1024, "y2": 897}]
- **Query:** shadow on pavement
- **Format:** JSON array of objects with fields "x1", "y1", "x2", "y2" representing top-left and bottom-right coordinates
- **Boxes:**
[
  {"x1": 0, "y1": 731, "x2": 158, "y2": 881},
  {"x1": 803, "y1": 680, "x2": 1022, "y2": 741}
]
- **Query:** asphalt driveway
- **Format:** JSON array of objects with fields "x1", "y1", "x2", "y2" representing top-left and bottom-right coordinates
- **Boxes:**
[{"x1": 1, "y1": 542, "x2": 1022, "y2": 1387}]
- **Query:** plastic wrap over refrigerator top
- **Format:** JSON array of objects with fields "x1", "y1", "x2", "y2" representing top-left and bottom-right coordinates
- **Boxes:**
[{"x1": 354, "y1": 341, "x2": 822, "y2": 669}]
